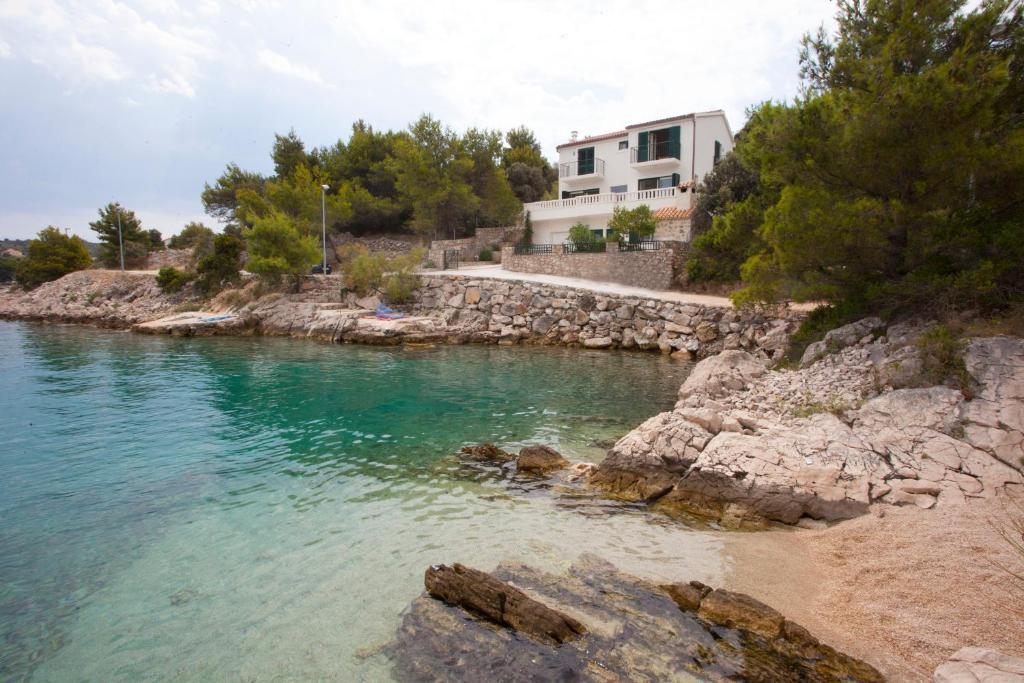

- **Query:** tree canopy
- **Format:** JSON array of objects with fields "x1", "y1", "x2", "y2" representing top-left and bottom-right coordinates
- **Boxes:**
[
  {"x1": 89, "y1": 202, "x2": 149, "y2": 268},
  {"x1": 15, "y1": 226, "x2": 92, "y2": 289},
  {"x1": 200, "y1": 116, "x2": 547, "y2": 240},
  {"x1": 687, "y1": 0, "x2": 1024, "y2": 316}
]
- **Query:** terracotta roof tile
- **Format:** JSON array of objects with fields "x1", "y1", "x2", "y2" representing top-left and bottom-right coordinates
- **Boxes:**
[
  {"x1": 653, "y1": 206, "x2": 695, "y2": 220},
  {"x1": 555, "y1": 130, "x2": 627, "y2": 151}
]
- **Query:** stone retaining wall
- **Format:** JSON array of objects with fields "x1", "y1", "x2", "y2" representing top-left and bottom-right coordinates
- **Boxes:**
[
  {"x1": 407, "y1": 275, "x2": 796, "y2": 359},
  {"x1": 501, "y1": 242, "x2": 687, "y2": 291},
  {"x1": 427, "y1": 226, "x2": 519, "y2": 267}
]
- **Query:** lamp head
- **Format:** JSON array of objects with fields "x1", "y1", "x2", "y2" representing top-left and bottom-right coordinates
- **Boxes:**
[{"x1": 321, "y1": 184, "x2": 330, "y2": 190}]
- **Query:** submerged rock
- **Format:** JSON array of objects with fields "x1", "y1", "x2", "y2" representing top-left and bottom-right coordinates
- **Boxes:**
[
  {"x1": 459, "y1": 443, "x2": 513, "y2": 462},
  {"x1": 516, "y1": 444, "x2": 569, "y2": 473},
  {"x1": 389, "y1": 555, "x2": 884, "y2": 682}
]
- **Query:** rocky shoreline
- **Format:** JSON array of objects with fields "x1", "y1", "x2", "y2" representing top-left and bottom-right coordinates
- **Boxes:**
[
  {"x1": 590, "y1": 320, "x2": 1024, "y2": 528},
  {"x1": 0, "y1": 270, "x2": 801, "y2": 360}
]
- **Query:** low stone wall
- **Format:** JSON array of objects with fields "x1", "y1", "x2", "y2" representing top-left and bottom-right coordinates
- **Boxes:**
[
  {"x1": 501, "y1": 242, "x2": 688, "y2": 291},
  {"x1": 407, "y1": 275, "x2": 796, "y2": 359},
  {"x1": 146, "y1": 248, "x2": 192, "y2": 270},
  {"x1": 427, "y1": 226, "x2": 519, "y2": 267}
]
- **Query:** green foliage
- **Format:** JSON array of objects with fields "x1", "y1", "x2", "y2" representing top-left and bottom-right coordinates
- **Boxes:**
[
  {"x1": 272, "y1": 129, "x2": 308, "y2": 178},
  {"x1": 15, "y1": 227, "x2": 92, "y2": 289},
  {"x1": 521, "y1": 210, "x2": 533, "y2": 246},
  {"x1": 728, "y1": 0, "x2": 1024, "y2": 316},
  {"x1": 156, "y1": 267, "x2": 194, "y2": 293},
  {"x1": 195, "y1": 234, "x2": 243, "y2": 294},
  {"x1": 685, "y1": 150, "x2": 770, "y2": 283},
  {"x1": 168, "y1": 222, "x2": 215, "y2": 250},
  {"x1": 479, "y1": 248, "x2": 493, "y2": 261},
  {"x1": 501, "y1": 126, "x2": 555, "y2": 202},
  {"x1": 243, "y1": 212, "x2": 321, "y2": 284},
  {"x1": 340, "y1": 245, "x2": 425, "y2": 303},
  {"x1": 0, "y1": 255, "x2": 17, "y2": 283},
  {"x1": 784, "y1": 300, "x2": 869, "y2": 362},
  {"x1": 606, "y1": 205, "x2": 656, "y2": 240},
  {"x1": 916, "y1": 325, "x2": 972, "y2": 394},
  {"x1": 568, "y1": 223, "x2": 604, "y2": 252},
  {"x1": 146, "y1": 229, "x2": 164, "y2": 251},
  {"x1": 201, "y1": 163, "x2": 266, "y2": 228},
  {"x1": 89, "y1": 202, "x2": 149, "y2": 268}
]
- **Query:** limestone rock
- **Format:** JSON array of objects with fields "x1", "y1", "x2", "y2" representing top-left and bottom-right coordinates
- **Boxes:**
[
  {"x1": 679, "y1": 350, "x2": 767, "y2": 400},
  {"x1": 933, "y1": 647, "x2": 1024, "y2": 683},
  {"x1": 391, "y1": 556, "x2": 885, "y2": 683},
  {"x1": 423, "y1": 563, "x2": 585, "y2": 645},
  {"x1": 459, "y1": 443, "x2": 513, "y2": 462},
  {"x1": 516, "y1": 444, "x2": 569, "y2": 473}
]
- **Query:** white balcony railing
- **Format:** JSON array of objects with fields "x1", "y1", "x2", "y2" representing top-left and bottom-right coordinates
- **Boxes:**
[{"x1": 526, "y1": 186, "x2": 680, "y2": 212}]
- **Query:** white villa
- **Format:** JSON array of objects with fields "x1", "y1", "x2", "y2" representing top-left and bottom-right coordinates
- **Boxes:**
[{"x1": 523, "y1": 111, "x2": 734, "y2": 244}]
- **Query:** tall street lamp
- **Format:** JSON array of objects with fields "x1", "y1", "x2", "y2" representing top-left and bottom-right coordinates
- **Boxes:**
[{"x1": 320, "y1": 184, "x2": 329, "y2": 274}]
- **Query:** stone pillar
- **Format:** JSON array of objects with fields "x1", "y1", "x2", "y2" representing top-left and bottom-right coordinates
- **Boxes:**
[{"x1": 605, "y1": 239, "x2": 620, "y2": 253}]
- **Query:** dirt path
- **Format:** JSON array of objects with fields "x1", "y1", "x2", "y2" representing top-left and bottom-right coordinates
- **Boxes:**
[{"x1": 722, "y1": 498, "x2": 1024, "y2": 681}]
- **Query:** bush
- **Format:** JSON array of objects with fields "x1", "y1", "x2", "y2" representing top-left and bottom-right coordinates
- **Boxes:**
[
  {"x1": 568, "y1": 223, "x2": 604, "y2": 252},
  {"x1": 168, "y1": 222, "x2": 215, "y2": 250},
  {"x1": 479, "y1": 248, "x2": 493, "y2": 261},
  {"x1": 606, "y1": 204, "x2": 655, "y2": 241},
  {"x1": 340, "y1": 246, "x2": 425, "y2": 303},
  {"x1": 916, "y1": 325, "x2": 972, "y2": 395},
  {"x1": 244, "y1": 212, "x2": 321, "y2": 288},
  {"x1": 15, "y1": 227, "x2": 92, "y2": 289},
  {"x1": 0, "y1": 255, "x2": 18, "y2": 283},
  {"x1": 195, "y1": 234, "x2": 243, "y2": 294},
  {"x1": 156, "y1": 267, "x2": 194, "y2": 293}
]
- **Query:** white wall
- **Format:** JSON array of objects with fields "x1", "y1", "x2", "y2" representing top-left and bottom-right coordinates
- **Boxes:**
[{"x1": 692, "y1": 112, "x2": 735, "y2": 181}]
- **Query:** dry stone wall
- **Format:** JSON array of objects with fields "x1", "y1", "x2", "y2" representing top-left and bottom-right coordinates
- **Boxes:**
[
  {"x1": 407, "y1": 275, "x2": 797, "y2": 360},
  {"x1": 501, "y1": 243, "x2": 687, "y2": 291}
]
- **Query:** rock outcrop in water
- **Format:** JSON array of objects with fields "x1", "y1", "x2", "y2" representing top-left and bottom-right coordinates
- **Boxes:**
[
  {"x1": 389, "y1": 555, "x2": 885, "y2": 682},
  {"x1": 591, "y1": 323, "x2": 1024, "y2": 527}
]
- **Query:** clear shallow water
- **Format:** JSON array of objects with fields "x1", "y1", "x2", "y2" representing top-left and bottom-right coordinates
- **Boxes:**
[{"x1": 0, "y1": 320, "x2": 723, "y2": 682}]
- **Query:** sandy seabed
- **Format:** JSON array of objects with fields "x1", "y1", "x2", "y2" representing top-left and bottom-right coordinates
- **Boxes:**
[{"x1": 723, "y1": 497, "x2": 1024, "y2": 682}]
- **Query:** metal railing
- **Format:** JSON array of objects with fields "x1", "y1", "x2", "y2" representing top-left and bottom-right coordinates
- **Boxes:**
[
  {"x1": 630, "y1": 140, "x2": 681, "y2": 163},
  {"x1": 618, "y1": 239, "x2": 664, "y2": 252},
  {"x1": 558, "y1": 158, "x2": 606, "y2": 178},
  {"x1": 513, "y1": 243, "x2": 553, "y2": 255}
]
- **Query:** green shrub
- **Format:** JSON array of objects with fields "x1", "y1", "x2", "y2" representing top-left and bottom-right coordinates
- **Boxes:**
[
  {"x1": 916, "y1": 325, "x2": 972, "y2": 396},
  {"x1": 244, "y1": 212, "x2": 321, "y2": 288},
  {"x1": 195, "y1": 234, "x2": 243, "y2": 294},
  {"x1": 479, "y1": 248, "x2": 493, "y2": 261},
  {"x1": 340, "y1": 246, "x2": 424, "y2": 303},
  {"x1": 15, "y1": 227, "x2": 92, "y2": 289},
  {"x1": 0, "y1": 255, "x2": 18, "y2": 283},
  {"x1": 156, "y1": 267, "x2": 194, "y2": 293},
  {"x1": 607, "y1": 204, "x2": 655, "y2": 241}
]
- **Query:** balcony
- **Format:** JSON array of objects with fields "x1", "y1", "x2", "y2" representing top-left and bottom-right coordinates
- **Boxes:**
[
  {"x1": 630, "y1": 140, "x2": 681, "y2": 169},
  {"x1": 523, "y1": 186, "x2": 689, "y2": 222},
  {"x1": 558, "y1": 158, "x2": 605, "y2": 184}
]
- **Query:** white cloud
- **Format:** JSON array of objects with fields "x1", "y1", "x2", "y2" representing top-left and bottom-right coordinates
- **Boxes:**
[
  {"x1": 0, "y1": 38, "x2": 11, "y2": 58},
  {"x1": 257, "y1": 47, "x2": 324, "y2": 84}
]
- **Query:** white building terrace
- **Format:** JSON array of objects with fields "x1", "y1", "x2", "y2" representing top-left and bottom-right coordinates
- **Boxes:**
[{"x1": 523, "y1": 110, "x2": 735, "y2": 245}]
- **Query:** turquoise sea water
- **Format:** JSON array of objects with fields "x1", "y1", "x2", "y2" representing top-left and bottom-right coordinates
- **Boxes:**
[{"x1": 0, "y1": 320, "x2": 724, "y2": 682}]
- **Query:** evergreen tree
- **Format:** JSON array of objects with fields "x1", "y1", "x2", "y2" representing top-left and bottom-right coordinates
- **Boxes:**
[
  {"x1": 89, "y1": 202, "x2": 149, "y2": 268},
  {"x1": 15, "y1": 226, "x2": 92, "y2": 289}
]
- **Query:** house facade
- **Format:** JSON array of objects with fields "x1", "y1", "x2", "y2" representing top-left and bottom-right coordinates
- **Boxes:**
[{"x1": 523, "y1": 110, "x2": 734, "y2": 244}]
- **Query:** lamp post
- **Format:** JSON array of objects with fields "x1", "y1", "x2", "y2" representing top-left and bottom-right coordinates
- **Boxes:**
[
  {"x1": 320, "y1": 184, "x2": 329, "y2": 274},
  {"x1": 116, "y1": 207, "x2": 125, "y2": 272}
]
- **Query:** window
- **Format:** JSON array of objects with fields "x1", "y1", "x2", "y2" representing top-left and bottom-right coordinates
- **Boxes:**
[
  {"x1": 638, "y1": 173, "x2": 681, "y2": 191},
  {"x1": 561, "y1": 188, "x2": 600, "y2": 199},
  {"x1": 714, "y1": 140, "x2": 722, "y2": 165},
  {"x1": 609, "y1": 184, "x2": 627, "y2": 193},
  {"x1": 636, "y1": 125, "x2": 681, "y2": 162},
  {"x1": 618, "y1": 140, "x2": 628, "y2": 150},
  {"x1": 577, "y1": 146, "x2": 594, "y2": 175}
]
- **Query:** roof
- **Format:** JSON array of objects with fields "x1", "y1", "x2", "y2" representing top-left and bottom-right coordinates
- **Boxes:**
[
  {"x1": 555, "y1": 110, "x2": 729, "y2": 150},
  {"x1": 555, "y1": 130, "x2": 627, "y2": 151},
  {"x1": 653, "y1": 206, "x2": 695, "y2": 220},
  {"x1": 2, "y1": 248, "x2": 23, "y2": 258},
  {"x1": 625, "y1": 113, "x2": 695, "y2": 130}
]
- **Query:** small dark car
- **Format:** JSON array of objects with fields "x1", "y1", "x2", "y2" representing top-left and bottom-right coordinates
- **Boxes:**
[{"x1": 311, "y1": 263, "x2": 332, "y2": 275}]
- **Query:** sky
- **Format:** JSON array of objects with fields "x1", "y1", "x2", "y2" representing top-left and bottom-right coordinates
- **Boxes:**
[{"x1": 0, "y1": 0, "x2": 838, "y2": 240}]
